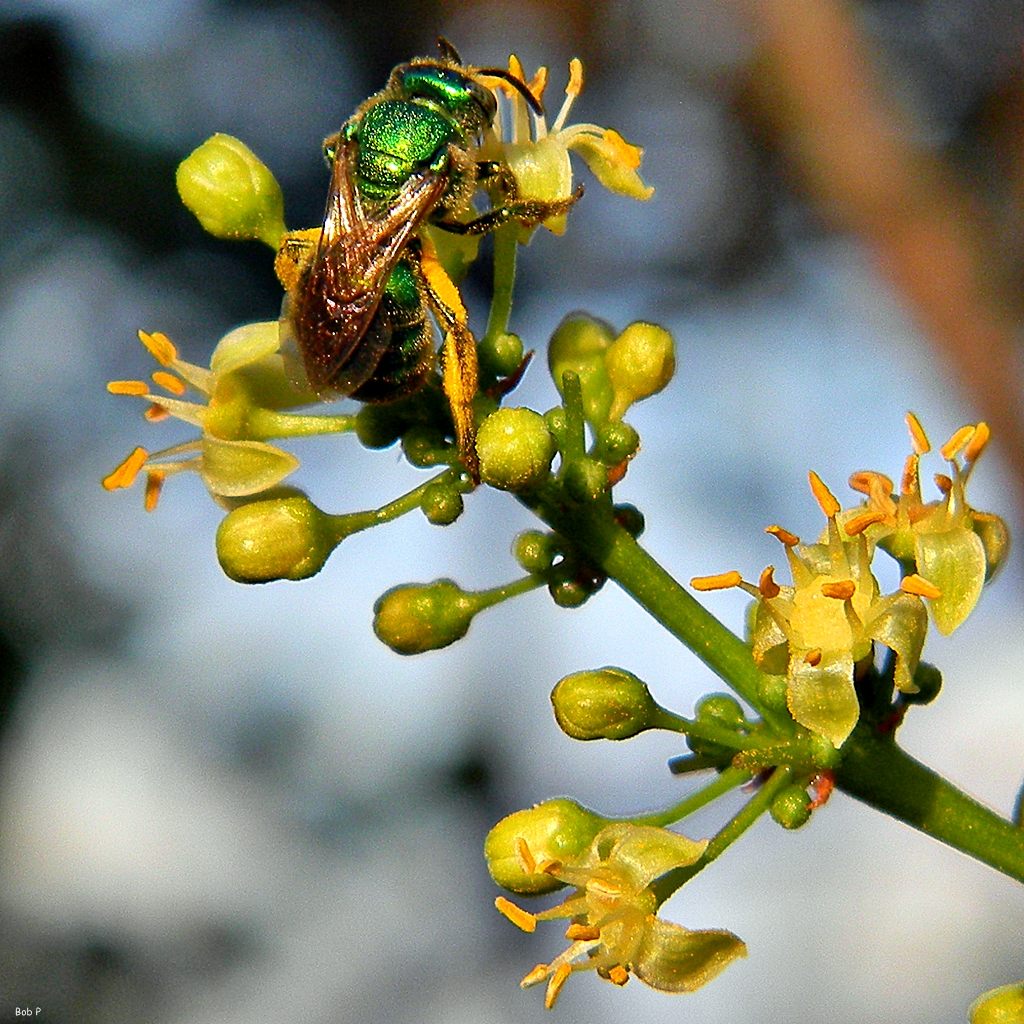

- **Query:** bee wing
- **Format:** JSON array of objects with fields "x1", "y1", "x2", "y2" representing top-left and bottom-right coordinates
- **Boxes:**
[{"x1": 288, "y1": 140, "x2": 449, "y2": 395}]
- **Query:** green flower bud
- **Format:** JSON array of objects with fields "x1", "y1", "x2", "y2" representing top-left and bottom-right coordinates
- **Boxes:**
[
  {"x1": 695, "y1": 693, "x2": 747, "y2": 730},
  {"x1": 604, "y1": 321, "x2": 676, "y2": 420},
  {"x1": 548, "y1": 575, "x2": 591, "y2": 608},
  {"x1": 373, "y1": 579, "x2": 476, "y2": 655},
  {"x1": 476, "y1": 407, "x2": 555, "y2": 491},
  {"x1": 216, "y1": 494, "x2": 339, "y2": 583},
  {"x1": 513, "y1": 530, "x2": 558, "y2": 574},
  {"x1": 421, "y1": 482, "x2": 463, "y2": 526},
  {"x1": 969, "y1": 983, "x2": 1024, "y2": 1024},
  {"x1": 901, "y1": 661, "x2": 942, "y2": 706},
  {"x1": 355, "y1": 405, "x2": 405, "y2": 449},
  {"x1": 564, "y1": 455, "x2": 608, "y2": 503},
  {"x1": 770, "y1": 785, "x2": 813, "y2": 830},
  {"x1": 756, "y1": 673, "x2": 789, "y2": 715},
  {"x1": 479, "y1": 331, "x2": 525, "y2": 378},
  {"x1": 593, "y1": 420, "x2": 640, "y2": 465},
  {"x1": 484, "y1": 798, "x2": 609, "y2": 895},
  {"x1": 613, "y1": 502, "x2": 646, "y2": 538},
  {"x1": 548, "y1": 314, "x2": 615, "y2": 427},
  {"x1": 401, "y1": 426, "x2": 448, "y2": 468},
  {"x1": 974, "y1": 512, "x2": 1011, "y2": 582},
  {"x1": 176, "y1": 134, "x2": 286, "y2": 248},
  {"x1": 551, "y1": 667, "x2": 663, "y2": 740},
  {"x1": 543, "y1": 406, "x2": 570, "y2": 450}
]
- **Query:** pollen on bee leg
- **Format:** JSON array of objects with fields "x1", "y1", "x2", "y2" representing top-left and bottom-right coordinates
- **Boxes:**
[
  {"x1": 765, "y1": 524, "x2": 800, "y2": 547},
  {"x1": 821, "y1": 580, "x2": 855, "y2": 600},
  {"x1": 690, "y1": 571, "x2": 742, "y2": 591},
  {"x1": 940, "y1": 424, "x2": 976, "y2": 461},
  {"x1": 844, "y1": 510, "x2": 887, "y2": 536},
  {"x1": 151, "y1": 370, "x2": 186, "y2": 396},
  {"x1": 804, "y1": 648, "x2": 823, "y2": 667},
  {"x1": 545, "y1": 963, "x2": 572, "y2": 1009},
  {"x1": 107, "y1": 380, "x2": 150, "y2": 396},
  {"x1": 144, "y1": 471, "x2": 165, "y2": 512},
  {"x1": 102, "y1": 447, "x2": 149, "y2": 490},
  {"x1": 137, "y1": 329, "x2": 177, "y2": 366},
  {"x1": 905, "y1": 412, "x2": 931, "y2": 455},
  {"x1": 808, "y1": 471, "x2": 840, "y2": 518},
  {"x1": 495, "y1": 897, "x2": 538, "y2": 933},
  {"x1": 758, "y1": 566, "x2": 780, "y2": 598},
  {"x1": 965, "y1": 421, "x2": 990, "y2": 462},
  {"x1": 901, "y1": 574, "x2": 942, "y2": 600}
]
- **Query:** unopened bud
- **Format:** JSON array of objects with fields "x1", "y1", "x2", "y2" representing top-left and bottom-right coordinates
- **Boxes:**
[
  {"x1": 216, "y1": 494, "x2": 339, "y2": 583},
  {"x1": 551, "y1": 667, "x2": 663, "y2": 740},
  {"x1": 548, "y1": 314, "x2": 615, "y2": 427},
  {"x1": 484, "y1": 798, "x2": 608, "y2": 895},
  {"x1": 770, "y1": 785, "x2": 812, "y2": 830},
  {"x1": 176, "y1": 134, "x2": 286, "y2": 248},
  {"x1": 973, "y1": 512, "x2": 1010, "y2": 582},
  {"x1": 604, "y1": 321, "x2": 675, "y2": 420},
  {"x1": 969, "y1": 982, "x2": 1024, "y2": 1024},
  {"x1": 373, "y1": 579, "x2": 475, "y2": 655},
  {"x1": 476, "y1": 407, "x2": 555, "y2": 491}
]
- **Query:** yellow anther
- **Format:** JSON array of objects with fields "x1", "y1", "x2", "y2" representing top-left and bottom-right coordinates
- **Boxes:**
[
  {"x1": 495, "y1": 896, "x2": 538, "y2": 934},
  {"x1": 151, "y1": 370, "x2": 186, "y2": 396},
  {"x1": 808, "y1": 471, "x2": 840, "y2": 518},
  {"x1": 905, "y1": 412, "x2": 931, "y2": 455},
  {"x1": 848, "y1": 470, "x2": 893, "y2": 498},
  {"x1": 821, "y1": 580, "x2": 855, "y2": 600},
  {"x1": 102, "y1": 447, "x2": 148, "y2": 491},
  {"x1": 804, "y1": 649, "x2": 823, "y2": 667},
  {"x1": 843, "y1": 510, "x2": 887, "y2": 536},
  {"x1": 143, "y1": 471, "x2": 165, "y2": 513},
  {"x1": 964, "y1": 421, "x2": 990, "y2": 462},
  {"x1": 565, "y1": 923, "x2": 601, "y2": 941},
  {"x1": 535, "y1": 858, "x2": 561, "y2": 875},
  {"x1": 107, "y1": 379, "x2": 150, "y2": 396},
  {"x1": 145, "y1": 404, "x2": 170, "y2": 423},
  {"x1": 933, "y1": 473, "x2": 953, "y2": 495},
  {"x1": 940, "y1": 424, "x2": 975, "y2": 461},
  {"x1": 690, "y1": 571, "x2": 742, "y2": 592},
  {"x1": 607, "y1": 965, "x2": 629, "y2": 986},
  {"x1": 765, "y1": 524, "x2": 800, "y2": 547},
  {"x1": 527, "y1": 66, "x2": 548, "y2": 105},
  {"x1": 507, "y1": 54, "x2": 526, "y2": 85},
  {"x1": 545, "y1": 963, "x2": 572, "y2": 1009},
  {"x1": 138, "y1": 329, "x2": 177, "y2": 366},
  {"x1": 521, "y1": 964, "x2": 549, "y2": 988},
  {"x1": 566, "y1": 57, "x2": 584, "y2": 99},
  {"x1": 758, "y1": 565, "x2": 780, "y2": 598},
  {"x1": 514, "y1": 837, "x2": 536, "y2": 873},
  {"x1": 901, "y1": 574, "x2": 942, "y2": 600},
  {"x1": 900, "y1": 454, "x2": 920, "y2": 496}
]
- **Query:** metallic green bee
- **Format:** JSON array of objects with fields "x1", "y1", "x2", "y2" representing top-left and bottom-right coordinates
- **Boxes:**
[{"x1": 276, "y1": 40, "x2": 579, "y2": 477}]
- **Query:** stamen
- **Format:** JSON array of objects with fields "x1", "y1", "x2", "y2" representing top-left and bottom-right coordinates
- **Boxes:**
[
  {"x1": 545, "y1": 963, "x2": 572, "y2": 1009},
  {"x1": 900, "y1": 574, "x2": 942, "y2": 600},
  {"x1": 145, "y1": 404, "x2": 170, "y2": 423},
  {"x1": 107, "y1": 380, "x2": 150, "y2": 396},
  {"x1": 849, "y1": 470, "x2": 893, "y2": 496},
  {"x1": 765, "y1": 524, "x2": 800, "y2": 547},
  {"x1": 507, "y1": 54, "x2": 526, "y2": 84},
  {"x1": 521, "y1": 964, "x2": 550, "y2": 988},
  {"x1": 495, "y1": 896, "x2": 538, "y2": 933},
  {"x1": 550, "y1": 58, "x2": 584, "y2": 134},
  {"x1": 933, "y1": 473, "x2": 953, "y2": 495},
  {"x1": 152, "y1": 370, "x2": 187, "y2": 396},
  {"x1": 804, "y1": 649, "x2": 822, "y2": 667},
  {"x1": 102, "y1": 447, "x2": 149, "y2": 491},
  {"x1": 808, "y1": 471, "x2": 840, "y2": 518},
  {"x1": 940, "y1": 424, "x2": 975, "y2": 461},
  {"x1": 607, "y1": 965, "x2": 629, "y2": 986},
  {"x1": 758, "y1": 566, "x2": 780, "y2": 598},
  {"x1": 535, "y1": 858, "x2": 561, "y2": 874},
  {"x1": 138, "y1": 329, "x2": 177, "y2": 366},
  {"x1": 821, "y1": 580, "x2": 855, "y2": 600},
  {"x1": 964, "y1": 421, "x2": 990, "y2": 462},
  {"x1": 143, "y1": 471, "x2": 165, "y2": 512},
  {"x1": 905, "y1": 412, "x2": 931, "y2": 455},
  {"x1": 514, "y1": 837, "x2": 536, "y2": 873},
  {"x1": 843, "y1": 510, "x2": 887, "y2": 536},
  {"x1": 690, "y1": 571, "x2": 742, "y2": 591},
  {"x1": 900, "y1": 454, "x2": 920, "y2": 497},
  {"x1": 565, "y1": 923, "x2": 600, "y2": 941},
  {"x1": 527, "y1": 66, "x2": 548, "y2": 105}
]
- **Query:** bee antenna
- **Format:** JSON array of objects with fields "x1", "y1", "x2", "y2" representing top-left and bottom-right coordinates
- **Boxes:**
[
  {"x1": 437, "y1": 37, "x2": 462, "y2": 64},
  {"x1": 474, "y1": 67, "x2": 544, "y2": 115}
]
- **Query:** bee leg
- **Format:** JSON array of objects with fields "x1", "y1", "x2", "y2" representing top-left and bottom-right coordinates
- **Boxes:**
[
  {"x1": 417, "y1": 236, "x2": 480, "y2": 481},
  {"x1": 434, "y1": 184, "x2": 584, "y2": 236},
  {"x1": 273, "y1": 227, "x2": 322, "y2": 294}
]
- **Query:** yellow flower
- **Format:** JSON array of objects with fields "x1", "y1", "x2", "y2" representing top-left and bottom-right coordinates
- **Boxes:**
[
  {"x1": 482, "y1": 56, "x2": 654, "y2": 235},
  {"x1": 495, "y1": 823, "x2": 745, "y2": 1008},
  {"x1": 103, "y1": 322, "x2": 352, "y2": 510},
  {"x1": 692, "y1": 472, "x2": 928, "y2": 748},
  {"x1": 843, "y1": 413, "x2": 1009, "y2": 634}
]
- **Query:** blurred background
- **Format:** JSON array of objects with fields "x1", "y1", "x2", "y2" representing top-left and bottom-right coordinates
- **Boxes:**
[{"x1": 1, "y1": 1, "x2": 1023, "y2": 1021}]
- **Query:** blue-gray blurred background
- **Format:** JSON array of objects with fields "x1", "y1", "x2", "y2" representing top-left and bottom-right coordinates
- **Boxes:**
[{"x1": 1, "y1": 1, "x2": 1023, "y2": 1022}]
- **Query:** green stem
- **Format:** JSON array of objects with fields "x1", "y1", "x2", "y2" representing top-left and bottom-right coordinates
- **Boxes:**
[
  {"x1": 483, "y1": 223, "x2": 519, "y2": 346},
  {"x1": 836, "y1": 726, "x2": 1024, "y2": 882},
  {"x1": 522, "y1": 488, "x2": 790, "y2": 732},
  {"x1": 471, "y1": 573, "x2": 545, "y2": 611},
  {"x1": 330, "y1": 468, "x2": 463, "y2": 537},
  {"x1": 633, "y1": 766, "x2": 752, "y2": 828},
  {"x1": 248, "y1": 408, "x2": 356, "y2": 439}
]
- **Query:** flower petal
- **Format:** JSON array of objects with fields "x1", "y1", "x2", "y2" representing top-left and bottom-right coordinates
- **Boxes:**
[
  {"x1": 786, "y1": 648, "x2": 859, "y2": 748},
  {"x1": 914, "y1": 528, "x2": 986, "y2": 635},
  {"x1": 565, "y1": 127, "x2": 654, "y2": 200},
  {"x1": 867, "y1": 592, "x2": 928, "y2": 694},
  {"x1": 210, "y1": 320, "x2": 280, "y2": 377},
  {"x1": 633, "y1": 918, "x2": 746, "y2": 993},
  {"x1": 199, "y1": 436, "x2": 298, "y2": 497},
  {"x1": 598, "y1": 825, "x2": 708, "y2": 888}
]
